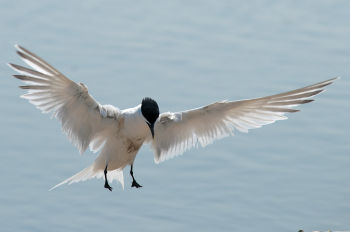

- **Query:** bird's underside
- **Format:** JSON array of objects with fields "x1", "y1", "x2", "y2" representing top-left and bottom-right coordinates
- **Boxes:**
[{"x1": 8, "y1": 45, "x2": 338, "y2": 191}]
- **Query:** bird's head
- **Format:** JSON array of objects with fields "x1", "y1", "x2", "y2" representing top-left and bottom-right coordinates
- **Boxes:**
[{"x1": 141, "y1": 97, "x2": 159, "y2": 138}]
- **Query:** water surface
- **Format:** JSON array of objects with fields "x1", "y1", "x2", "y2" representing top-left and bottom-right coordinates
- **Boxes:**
[{"x1": 0, "y1": 1, "x2": 349, "y2": 231}]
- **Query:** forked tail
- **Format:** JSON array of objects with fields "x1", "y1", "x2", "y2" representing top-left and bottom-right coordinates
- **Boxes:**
[{"x1": 49, "y1": 164, "x2": 124, "y2": 191}]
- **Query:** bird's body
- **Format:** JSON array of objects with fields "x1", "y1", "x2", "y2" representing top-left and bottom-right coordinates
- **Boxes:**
[
  {"x1": 62, "y1": 104, "x2": 152, "y2": 190},
  {"x1": 104, "y1": 105, "x2": 150, "y2": 170},
  {"x1": 8, "y1": 45, "x2": 338, "y2": 191}
]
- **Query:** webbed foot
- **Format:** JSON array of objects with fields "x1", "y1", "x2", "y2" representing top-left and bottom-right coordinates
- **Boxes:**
[
  {"x1": 131, "y1": 180, "x2": 142, "y2": 188},
  {"x1": 104, "y1": 182, "x2": 113, "y2": 191}
]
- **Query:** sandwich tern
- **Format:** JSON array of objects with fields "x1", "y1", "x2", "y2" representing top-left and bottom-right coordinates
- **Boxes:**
[{"x1": 8, "y1": 45, "x2": 338, "y2": 191}]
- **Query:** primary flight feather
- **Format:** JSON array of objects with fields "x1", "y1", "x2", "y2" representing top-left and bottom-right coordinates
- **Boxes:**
[{"x1": 8, "y1": 45, "x2": 338, "y2": 191}]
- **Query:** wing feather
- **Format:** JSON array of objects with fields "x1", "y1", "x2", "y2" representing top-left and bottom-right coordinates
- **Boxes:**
[
  {"x1": 9, "y1": 45, "x2": 120, "y2": 154},
  {"x1": 152, "y1": 78, "x2": 338, "y2": 163}
]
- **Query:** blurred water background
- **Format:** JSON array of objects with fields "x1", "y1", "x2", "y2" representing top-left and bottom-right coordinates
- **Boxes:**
[{"x1": 0, "y1": 1, "x2": 349, "y2": 231}]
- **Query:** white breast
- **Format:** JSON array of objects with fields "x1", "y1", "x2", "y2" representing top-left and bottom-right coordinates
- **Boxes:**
[
  {"x1": 93, "y1": 105, "x2": 151, "y2": 171},
  {"x1": 121, "y1": 105, "x2": 152, "y2": 141}
]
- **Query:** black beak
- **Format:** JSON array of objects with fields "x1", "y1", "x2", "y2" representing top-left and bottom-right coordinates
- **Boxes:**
[{"x1": 147, "y1": 122, "x2": 155, "y2": 138}]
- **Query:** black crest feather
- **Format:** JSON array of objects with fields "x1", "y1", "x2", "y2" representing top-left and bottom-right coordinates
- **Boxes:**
[{"x1": 141, "y1": 97, "x2": 159, "y2": 124}]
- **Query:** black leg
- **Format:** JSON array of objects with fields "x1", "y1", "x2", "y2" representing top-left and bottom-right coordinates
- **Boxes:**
[
  {"x1": 130, "y1": 164, "x2": 142, "y2": 188},
  {"x1": 104, "y1": 165, "x2": 112, "y2": 191}
]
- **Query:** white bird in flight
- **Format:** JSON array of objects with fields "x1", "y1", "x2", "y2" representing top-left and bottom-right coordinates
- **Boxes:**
[{"x1": 8, "y1": 45, "x2": 338, "y2": 191}]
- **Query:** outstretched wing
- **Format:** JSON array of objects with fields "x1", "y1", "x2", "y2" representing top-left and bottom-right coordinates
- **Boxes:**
[
  {"x1": 152, "y1": 78, "x2": 338, "y2": 163},
  {"x1": 9, "y1": 45, "x2": 119, "y2": 154}
]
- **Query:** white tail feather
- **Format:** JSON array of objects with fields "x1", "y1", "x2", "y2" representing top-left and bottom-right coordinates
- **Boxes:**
[{"x1": 49, "y1": 165, "x2": 124, "y2": 191}]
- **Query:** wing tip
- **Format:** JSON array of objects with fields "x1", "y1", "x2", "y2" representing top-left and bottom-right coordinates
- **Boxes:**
[
  {"x1": 321, "y1": 76, "x2": 340, "y2": 86},
  {"x1": 14, "y1": 44, "x2": 23, "y2": 51},
  {"x1": 7, "y1": 62, "x2": 15, "y2": 69},
  {"x1": 328, "y1": 76, "x2": 340, "y2": 82},
  {"x1": 7, "y1": 63, "x2": 22, "y2": 73},
  {"x1": 16, "y1": 50, "x2": 25, "y2": 57},
  {"x1": 7, "y1": 63, "x2": 24, "y2": 73},
  {"x1": 12, "y1": 74, "x2": 25, "y2": 81}
]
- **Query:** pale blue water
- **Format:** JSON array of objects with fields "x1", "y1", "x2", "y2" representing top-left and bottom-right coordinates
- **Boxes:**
[{"x1": 0, "y1": 1, "x2": 349, "y2": 231}]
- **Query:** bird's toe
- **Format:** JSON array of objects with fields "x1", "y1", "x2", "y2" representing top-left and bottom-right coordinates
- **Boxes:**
[
  {"x1": 104, "y1": 183, "x2": 113, "y2": 191},
  {"x1": 131, "y1": 180, "x2": 142, "y2": 188}
]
